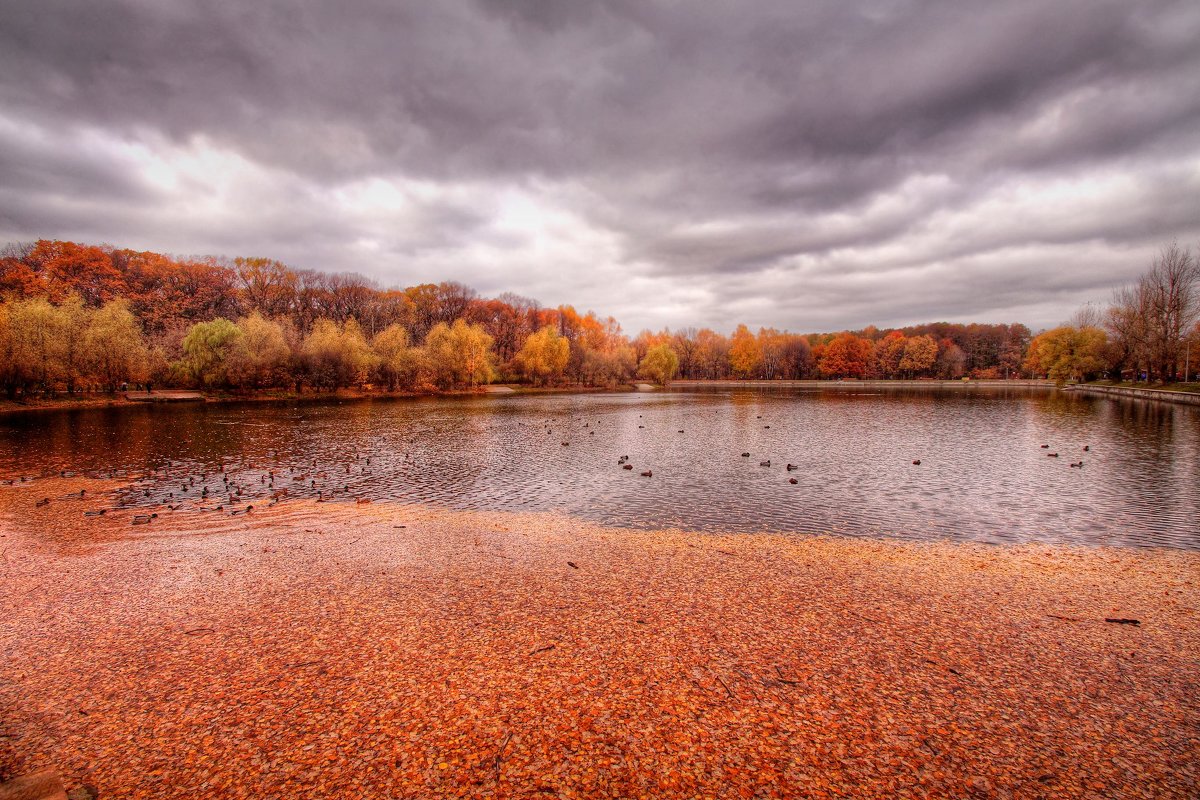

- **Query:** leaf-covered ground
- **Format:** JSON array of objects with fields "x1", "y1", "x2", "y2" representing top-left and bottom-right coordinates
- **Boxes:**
[{"x1": 1, "y1": 478, "x2": 1197, "y2": 798}]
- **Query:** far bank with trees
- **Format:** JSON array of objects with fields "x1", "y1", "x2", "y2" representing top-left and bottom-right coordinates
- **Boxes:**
[{"x1": 1, "y1": 238, "x2": 1197, "y2": 403}]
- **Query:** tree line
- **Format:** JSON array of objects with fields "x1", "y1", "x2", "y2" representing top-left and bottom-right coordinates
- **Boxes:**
[{"x1": 1, "y1": 239, "x2": 1197, "y2": 398}]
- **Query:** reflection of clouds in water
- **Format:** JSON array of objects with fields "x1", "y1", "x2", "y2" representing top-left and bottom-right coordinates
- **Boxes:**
[{"x1": 0, "y1": 389, "x2": 1197, "y2": 549}]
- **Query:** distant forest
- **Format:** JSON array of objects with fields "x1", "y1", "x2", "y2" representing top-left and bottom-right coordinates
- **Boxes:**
[{"x1": 1, "y1": 239, "x2": 1197, "y2": 398}]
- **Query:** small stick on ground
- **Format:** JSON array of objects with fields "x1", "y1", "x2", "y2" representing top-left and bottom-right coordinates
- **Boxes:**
[
  {"x1": 774, "y1": 666, "x2": 802, "y2": 685},
  {"x1": 530, "y1": 643, "x2": 556, "y2": 655},
  {"x1": 493, "y1": 731, "x2": 514, "y2": 781},
  {"x1": 714, "y1": 673, "x2": 736, "y2": 699}
]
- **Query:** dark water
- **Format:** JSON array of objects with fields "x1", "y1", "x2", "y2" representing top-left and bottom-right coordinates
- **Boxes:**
[{"x1": 3, "y1": 387, "x2": 1198, "y2": 548}]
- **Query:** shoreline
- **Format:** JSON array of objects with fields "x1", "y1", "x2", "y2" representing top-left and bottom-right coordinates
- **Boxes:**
[
  {"x1": 2, "y1": 478, "x2": 1197, "y2": 798},
  {"x1": 0, "y1": 379, "x2": 1055, "y2": 417},
  {"x1": 0, "y1": 384, "x2": 640, "y2": 416}
]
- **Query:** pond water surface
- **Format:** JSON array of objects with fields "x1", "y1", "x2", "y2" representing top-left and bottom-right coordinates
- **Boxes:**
[{"x1": 3, "y1": 387, "x2": 1198, "y2": 548}]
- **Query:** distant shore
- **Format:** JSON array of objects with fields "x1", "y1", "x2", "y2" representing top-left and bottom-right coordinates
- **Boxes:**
[
  {"x1": 1, "y1": 477, "x2": 1197, "y2": 798},
  {"x1": 7, "y1": 378, "x2": 1200, "y2": 418},
  {"x1": 0, "y1": 379, "x2": 1045, "y2": 416},
  {"x1": 0, "y1": 384, "x2": 615, "y2": 416}
]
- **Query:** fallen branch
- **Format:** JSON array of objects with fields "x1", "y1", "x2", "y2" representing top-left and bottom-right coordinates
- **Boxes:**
[
  {"x1": 714, "y1": 673, "x2": 736, "y2": 699},
  {"x1": 1105, "y1": 618, "x2": 1141, "y2": 626},
  {"x1": 774, "y1": 666, "x2": 802, "y2": 685},
  {"x1": 493, "y1": 731, "x2": 514, "y2": 779},
  {"x1": 530, "y1": 643, "x2": 556, "y2": 655},
  {"x1": 183, "y1": 627, "x2": 214, "y2": 636}
]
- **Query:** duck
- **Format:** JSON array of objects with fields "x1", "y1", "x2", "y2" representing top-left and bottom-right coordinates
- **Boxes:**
[
  {"x1": 622, "y1": 464, "x2": 634, "y2": 470},
  {"x1": 786, "y1": 464, "x2": 798, "y2": 471},
  {"x1": 640, "y1": 470, "x2": 653, "y2": 477},
  {"x1": 912, "y1": 460, "x2": 921, "y2": 465},
  {"x1": 760, "y1": 460, "x2": 771, "y2": 467},
  {"x1": 1047, "y1": 453, "x2": 1059, "y2": 457},
  {"x1": 741, "y1": 452, "x2": 750, "y2": 457},
  {"x1": 788, "y1": 478, "x2": 798, "y2": 484}
]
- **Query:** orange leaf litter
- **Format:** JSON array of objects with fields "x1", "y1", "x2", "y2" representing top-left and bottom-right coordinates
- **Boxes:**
[{"x1": 1, "y1": 478, "x2": 1197, "y2": 799}]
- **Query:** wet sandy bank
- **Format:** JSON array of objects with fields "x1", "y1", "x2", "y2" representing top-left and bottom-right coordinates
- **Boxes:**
[{"x1": 1, "y1": 479, "x2": 1197, "y2": 799}]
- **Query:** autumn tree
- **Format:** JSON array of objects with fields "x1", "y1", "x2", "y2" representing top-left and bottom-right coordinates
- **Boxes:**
[
  {"x1": 303, "y1": 318, "x2": 375, "y2": 389},
  {"x1": 372, "y1": 324, "x2": 426, "y2": 390},
  {"x1": 0, "y1": 301, "x2": 15, "y2": 396},
  {"x1": 515, "y1": 325, "x2": 570, "y2": 386},
  {"x1": 638, "y1": 342, "x2": 679, "y2": 386},
  {"x1": 227, "y1": 312, "x2": 291, "y2": 389},
  {"x1": 729, "y1": 324, "x2": 762, "y2": 378},
  {"x1": 693, "y1": 329, "x2": 730, "y2": 379},
  {"x1": 234, "y1": 257, "x2": 297, "y2": 319},
  {"x1": 54, "y1": 294, "x2": 91, "y2": 393},
  {"x1": 819, "y1": 333, "x2": 873, "y2": 379},
  {"x1": 181, "y1": 319, "x2": 243, "y2": 388},
  {"x1": 580, "y1": 345, "x2": 637, "y2": 386},
  {"x1": 899, "y1": 335, "x2": 938, "y2": 377},
  {"x1": 424, "y1": 319, "x2": 494, "y2": 389},
  {"x1": 1024, "y1": 326, "x2": 1110, "y2": 383},
  {"x1": 29, "y1": 240, "x2": 124, "y2": 306},
  {"x1": 875, "y1": 331, "x2": 907, "y2": 378},
  {"x1": 4, "y1": 297, "x2": 64, "y2": 394},
  {"x1": 86, "y1": 300, "x2": 148, "y2": 392},
  {"x1": 0, "y1": 242, "x2": 46, "y2": 298},
  {"x1": 467, "y1": 295, "x2": 537, "y2": 366}
]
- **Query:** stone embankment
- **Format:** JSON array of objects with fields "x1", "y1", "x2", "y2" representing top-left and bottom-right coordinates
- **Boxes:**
[
  {"x1": 671, "y1": 379, "x2": 1054, "y2": 389},
  {"x1": 1067, "y1": 384, "x2": 1200, "y2": 406}
]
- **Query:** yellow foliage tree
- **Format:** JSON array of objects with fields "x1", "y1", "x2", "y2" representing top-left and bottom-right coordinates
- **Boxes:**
[
  {"x1": 899, "y1": 334, "x2": 938, "y2": 377},
  {"x1": 86, "y1": 299, "x2": 148, "y2": 392},
  {"x1": 228, "y1": 312, "x2": 291, "y2": 389},
  {"x1": 515, "y1": 325, "x2": 570, "y2": 386},
  {"x1": 372, "y1": 324, "x2": 425, "y2": 390},
  {"x1": 1024, "y1": 326, "x2": 1109, "y2": 383},
  {"x1": 303, "y1": 318, "x2": 375, "y2": 389},
  {"x1": 638, "y1": 342, "x2": 679, "y2": 385},
  {"x1": 424, "y1": 319, "x2": 494, "y2": 389}
]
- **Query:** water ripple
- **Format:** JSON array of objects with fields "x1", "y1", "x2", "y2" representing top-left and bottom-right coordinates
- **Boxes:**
[{"x1": 2, "y1": 388, "x2": 1197, "y2": 549}]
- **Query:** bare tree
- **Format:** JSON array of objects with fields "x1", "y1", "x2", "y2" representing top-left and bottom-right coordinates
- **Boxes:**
[
  {"x1": 1107, "y1": 242, "x2": 1199, "y2": 381},
  {"x1": 1068, "y1": 301, "x2": 1104, "y2": 329}
]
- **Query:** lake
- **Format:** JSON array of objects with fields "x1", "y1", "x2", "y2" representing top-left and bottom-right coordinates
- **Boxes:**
[{"x1": 3, "y1": 386, "x2": 1198, "y2": 548}]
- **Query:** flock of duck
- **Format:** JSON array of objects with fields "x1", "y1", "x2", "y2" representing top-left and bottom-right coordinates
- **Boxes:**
[{"x1": 13, "y1": 409, "x2": 1095, "y2": 524}]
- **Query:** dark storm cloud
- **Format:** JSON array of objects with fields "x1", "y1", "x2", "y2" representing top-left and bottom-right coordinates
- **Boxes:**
[{"x1": 1, "y1": 0, "x2": 1198, "y2": 332}]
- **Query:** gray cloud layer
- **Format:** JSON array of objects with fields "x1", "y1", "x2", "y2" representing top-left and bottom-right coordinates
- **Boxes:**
[{"x1": 2, "y1": 0, "x2": 1199, "y2": 332}]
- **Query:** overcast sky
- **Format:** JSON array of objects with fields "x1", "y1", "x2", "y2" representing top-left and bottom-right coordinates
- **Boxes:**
[{"x1": 2, "y1": 0, "x2": 1199, "y2": 334}]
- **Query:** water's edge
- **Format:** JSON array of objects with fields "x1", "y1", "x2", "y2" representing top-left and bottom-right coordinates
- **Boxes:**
[{"x1": 1068, "y1": 384, "x2": 1200, "y2": 406}]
